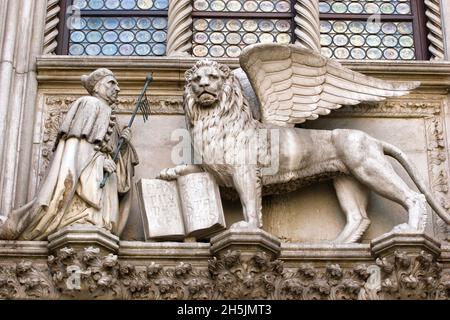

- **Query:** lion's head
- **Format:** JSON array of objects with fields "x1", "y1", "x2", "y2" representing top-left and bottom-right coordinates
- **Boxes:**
[{"x1": 184, "y1": 59, "x2": 255, "y2": 126}]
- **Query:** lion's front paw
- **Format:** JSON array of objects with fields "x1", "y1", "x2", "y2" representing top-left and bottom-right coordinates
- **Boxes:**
[
  {"x1": 391, "y1": 223, "x2": 419, "y2": 233},
  {"x1": 230, "y1": 221, "x2": 258, "y2": 230},
  {"x1": 157, "y1": 167, "x2": 179, "y2": 181}
]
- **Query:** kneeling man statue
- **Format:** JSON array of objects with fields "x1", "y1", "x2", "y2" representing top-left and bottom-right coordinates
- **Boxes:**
[{"x1": 0, "y1": 68, "x2": 138, "y2": 240}]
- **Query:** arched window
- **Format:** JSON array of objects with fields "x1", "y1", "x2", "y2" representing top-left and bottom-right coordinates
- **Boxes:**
[
  {"x1": 319, "y1": 0, "x2": 428, "y2": 60},
  {"x1": 58, "y1": 0, "x2": 169, "y2": 56}
]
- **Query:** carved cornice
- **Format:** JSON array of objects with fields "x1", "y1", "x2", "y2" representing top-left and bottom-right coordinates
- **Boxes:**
[
  {"x1": 294, "y1": 0, "x2": 321, "y2": 53},
  {"x1": 43, "y1": 0, "x2": 60, "y2": 55},
  {"x1": 425, "y1": 0, "x2": 445, "y2": 60},
  {"x1": 166, "y1": 0, "x2": 193, "y2": 56}
]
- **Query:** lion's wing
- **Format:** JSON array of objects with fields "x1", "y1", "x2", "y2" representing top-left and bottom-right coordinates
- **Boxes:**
[{"x1": 239, "y1": 43, "x2": 420, "y2": 126}]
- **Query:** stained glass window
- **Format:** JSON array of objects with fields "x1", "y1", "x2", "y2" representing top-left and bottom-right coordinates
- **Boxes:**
[
  {"x1": 319, "y1": 0, "x2": 428, "y2": 60},
  {"x1": 59, "y1": 0, "x2": 169, "y2": 56},
  {"x1": 192, "y1": 0, "x2": 294, "y2": 58}
]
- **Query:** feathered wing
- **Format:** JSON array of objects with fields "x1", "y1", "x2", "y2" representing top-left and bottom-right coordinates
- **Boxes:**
[{"x1": 239, "y1": 43, "x2": 420, "y2": 127}]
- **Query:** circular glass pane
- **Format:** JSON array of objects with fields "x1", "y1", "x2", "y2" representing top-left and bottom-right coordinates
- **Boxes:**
[
  {"x1": 398, "y1": 22, "x2": 413, "y2": 34},
  {"x1": 226, "y1": 46, "x2": 241, "y2": 58},
  {"x1": 194, "y1": 0, "x2": 208, "y2": 11},
  {"x1": 87, "y1": 18, "x2": 103, "y2": 30},
  {"x1": 333, "y1": 34, "x2": 349, "y2": 46},
  {"x1": 243, "y1": 33, "x2": 258, "y2": 44},
  {"x1": 243, "y1": 20, "x2": 258, "y2": 32},
  {"x1": 102, "y1": 44, "x2": 118, "y2": 55},
  {"x1": 210, "y1": 32, "x2": 225, "y2": 44},
  {"x1": 226, "y1": 20, "x2": 241, "y2": 31},
  {"x1": 227, "y1": 0, "x2": 242, "y2": 11},
  {"x1": 137, "y1": 18, "x2": 151, "y2": 29},
  {"x1": 119, "y1": 44, "x2": 134, "y2": 55},
  {"x1": 349, "y1": 21, "x2": 364, "y2": 34},
  {"x1": 366, "y1": 35, "x2": 382, "y2": 47},
  {"x1": 276, "y1": 1, "x2": 290, "y2": 12},
  {"x1": 210, "y1": 0, "x2": 225, "y2": 11},
  {"x1": 351, "y1": 48, "x2": 366, "y2": 59},
  {"x1": 321, "y1": 47, "x2": 333, "y2": 58},
  {"x1": 332, "y1": 2, "x2": 347, "y2": 13},
  {"x1": 136, "y1": 30, "x2": 151, "y2": 42},
  {"x1": 384, "y1": 48, "x2": 399, "y2": 60},
  {"x1": 137, "y1": 0, "x2": 153, "y2": 9},
  {"x1": 260, "y1": 33, "x2": 274, "y2": 43},
  {"x1": 152, "y1": 17, "x2": 167, "y2": 29},
  {"x1": 209, "y1": 19, "x2": 225, "y2": 31},
  {"x1": 260, "y1": 20, "x2": 274, "y2": 32},
  {"x1": 70, "y1": 31, "x2": 85, "y2": 43},
  {"x1": 69, "y1": 17, "x2": 87, "y2": 30},
  {"x1": 86, "y1": 31, "x2": 102, "y2": 43},
  {"x1": 226, "y1": 33, "x2": 241, "y2": 45},
  {"x1": 320, "y1": 21, "x2": 332, "y2": 33},
  {"x1": 210, "y1": 45, "x2": 225, "y2": 57},
  {"x1": 120, "y1": 18, "x2": 136, "y2": 30},
  {"x1": 69, "y1": 44, "x2": 84, "y2": 55},
  {"x1": 244, "y1": 1, "x2": 258, "y2": 11},
  {"x1": 348, "y1": 3, "x2": 363, "y2": 13},
  {"x1": 381, "y1": 23, "x2": 397, "y2": 34},
  {"x1": 73, "y1": 0, "x2": 88, "y2": 10},
  {"x1": 260, "y1": 1, "x2": 275, "y2": 12},
  {"x1": 103, "y1": 31, "x2": 119, "y2": 43},
  {"x1": 152, "y1": 43, "x2": 166, "y2": 55},
  {"x1": 319, "y1": 2, "x2": 330, "y2": 13},
  {"x1": 380, "y1": 3, "x2": 395, "y2": 14},
  {"x1": 367, "y1": 48, "x2": 382, "y2": 59},
  {"x1": 194, "y1": 32, "x2": 208, "y2": 44},
  {"x1": 383, "y1": 35, "x2": 398, "y2": 47},
  {"x1": 194, "y1": 19, "x2": 208, "y2": 31},
  {"x1": 193, "y1": 45, "x2": 208, "y2": 57},
  {"x1": 335, "y1": 47, "x2": 350, "y2": 59},
  {"x1": 320, "y1": 34, "x2": 332, "y2": 46},
  {"x1": 104, "y1": 18, "x2": 119, "y2": 30},
  {"x1": 399, "y1": 36, "x2": 414, "y2": 48},
  {"x1": 276, "y1": 33, "x2": 291, "y2": 44},
  {"x1": 119, "y1": 31, "x2": 135, "y2": 43},
  {"x1": 333, "y1": 21, "x2": 347, "y2": 33},
  {"x1": 154, "y1": 0, "x2": 168, "y2": 10},
  {"x1": 400, "y1": 48, "x2": 415, "y2": 60},
  {"x1": 396, "y1": 3, "x2": 411, "y2": 14},
  {"x1": 366, "y1": 22, "x2": 381, "y2": 34},
  {"x1": 350, "y1": 35, "x2": 365, "y2": 47},
  {"x1": 136, "y1": 44, "x2": 151, "y2": 55},
  {"x1": 85, "y1": 44, "x2": 101, "y2": 55},
  {"x1": 153, "y1": 30, "x2": 166, "y2": 42},
  {"x1": 89, "y1": 0, "x2": 104, "y2": 10},
  {"x1": 121, "y1": 0, "x2": 136, "y2": 10},
  {"x1": 276, "y1": 20, "x2": 291, "y2": 32},
  {"x1": 105, "y1": 0, "x2": 120, "y2": 9},
  {"x1": 364, "y1": 3, "x2": 379, "y2": 14}
]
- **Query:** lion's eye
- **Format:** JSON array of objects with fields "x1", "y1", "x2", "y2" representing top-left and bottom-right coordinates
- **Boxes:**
[
  {"x1": 194, "y1": 76, "x2": 201, "y2": 82},
  {"x1": 210, "y1": 74, "x2": 219, "y2": 80}
]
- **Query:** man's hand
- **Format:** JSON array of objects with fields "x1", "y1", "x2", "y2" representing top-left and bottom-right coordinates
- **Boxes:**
[
  {"x1": 120, "y1": 127, "x2": 132, "y2": 143},
  {"x1": 103, "y1": 159, "x2": 117, "y2": 174}
]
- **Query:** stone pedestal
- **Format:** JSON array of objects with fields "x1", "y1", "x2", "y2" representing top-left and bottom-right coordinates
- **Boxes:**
[
  {"x1": 210, "y1": 228, "x2": 281, "y2": 259},
  {"x1": 47, "y1": 224, "x2": 120, "y2": 255},
  {"x1": 371, "y1": 231, "x2": 441, "y2": 259}
]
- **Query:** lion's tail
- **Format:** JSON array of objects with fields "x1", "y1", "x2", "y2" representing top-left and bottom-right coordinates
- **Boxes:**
[{"x1": 382, "y1": 141, "x2": 450, "y2": 224}]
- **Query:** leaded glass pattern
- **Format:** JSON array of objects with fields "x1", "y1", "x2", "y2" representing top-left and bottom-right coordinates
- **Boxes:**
[
  {"x1": 68, "y1": 16, "x2": 167, "y2": 56},
  {"x1": 192, "y1": 0, "x2": 293, "y2": 58},
  {"x1": 72, "y1": 0, "x2": 169, "y2": 10},
  {"x1": 193, "y1": 0, "x2": 291, "y2": 13},
  {"x1": 319, "y1": 0, "x2": 412, "y2": 15},
  {"x1": 193, "y1": 18, "x2": 292, "y2": 57},
  {"x1": 320, "y1": 20, "x2": 415, "y2": 60}
]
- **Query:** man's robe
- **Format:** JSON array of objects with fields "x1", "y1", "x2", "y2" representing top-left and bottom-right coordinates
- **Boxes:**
[{"x1": 0, "y1": 96, "x2": 138, "y2": 240}]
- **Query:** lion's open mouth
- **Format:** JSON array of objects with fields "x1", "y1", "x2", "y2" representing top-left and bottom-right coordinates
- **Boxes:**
[{"x1": 198, "y1": 91, "x2": 217, "y2": 106}]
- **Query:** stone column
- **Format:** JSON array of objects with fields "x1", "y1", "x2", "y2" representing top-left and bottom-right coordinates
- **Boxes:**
[
  {"x1": 0, "y1": 0, "x2": 48, "y2": 215},
  {"x1": 166, "y1": 0, "x2": 193, "y2": 56},
  {"x1": 294, "y1": 0, "x2": 321, "y2": 53},
  {"x1": 425, "y1": 0, "x2": 446, "y2": 60},
  {"x1": 439, "y1": 0, "x2": 450, "y2": 59}
]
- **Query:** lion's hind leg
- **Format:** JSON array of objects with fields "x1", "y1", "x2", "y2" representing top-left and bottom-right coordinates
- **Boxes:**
[{"x1": 333, "y1": 176, "x2": 370, "y2": 243}]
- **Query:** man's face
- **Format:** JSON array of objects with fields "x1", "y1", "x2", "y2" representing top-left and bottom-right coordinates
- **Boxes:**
[
  {"x1": 95, "y1": 75, "x2": 120, "y2": 105},
  {"x1": 190, "y1": 66, "x2": 224, "y2": 107}
]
